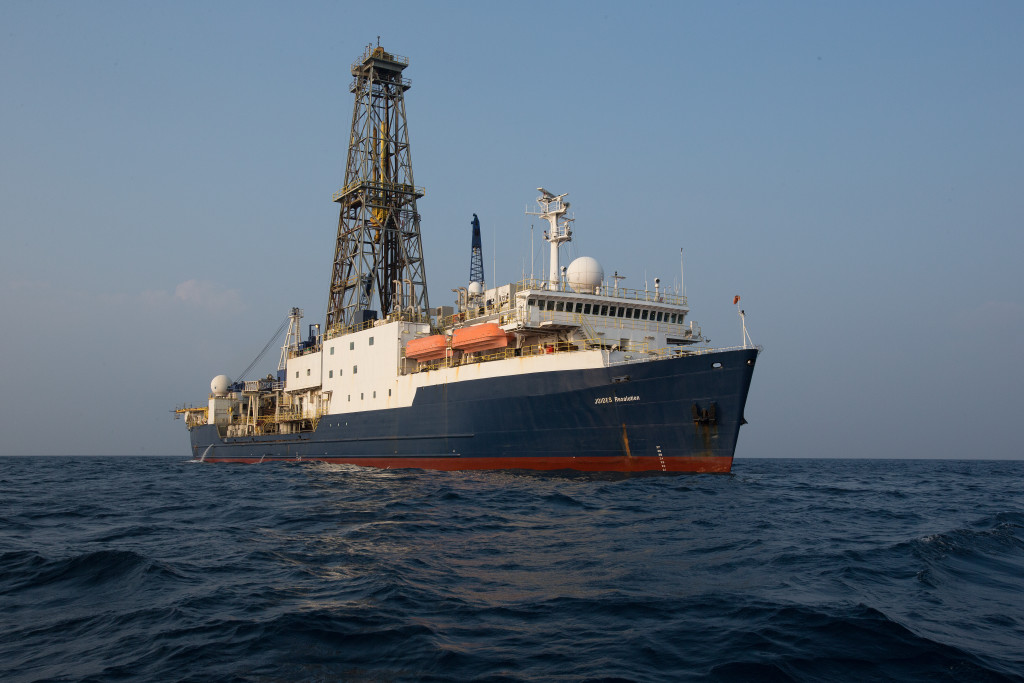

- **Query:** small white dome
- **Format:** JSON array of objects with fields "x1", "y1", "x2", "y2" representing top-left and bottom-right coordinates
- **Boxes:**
[
  {"x1": 566, "y1": 256, "x2": 604, "y2": 294},
  {"x1": 210, "y1": 375, "x2": 231, "y2": 396},
  {"x1": 468, "y1": 281, "x2": 484, "y2": 296}
]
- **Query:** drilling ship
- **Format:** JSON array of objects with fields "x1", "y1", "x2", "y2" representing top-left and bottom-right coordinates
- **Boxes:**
[{"x1": 174, "y1": 45, "x2": 759, "y2": 472}]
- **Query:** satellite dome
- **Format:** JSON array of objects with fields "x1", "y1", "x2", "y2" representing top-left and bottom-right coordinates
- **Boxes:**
[
  {"x1": 468, "y1": 281, "x2": 484, "y2": 296},
  {"x1": 566, "y1": 256, "x2": 604, "y2": 294},
  {"x1": 210, "y1": 375, "x2": 231, "y2": 396}
]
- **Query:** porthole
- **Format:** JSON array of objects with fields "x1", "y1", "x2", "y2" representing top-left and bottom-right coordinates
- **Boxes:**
[{"x1": 712, "y1": 362, "x2": 723, "y2": 369}]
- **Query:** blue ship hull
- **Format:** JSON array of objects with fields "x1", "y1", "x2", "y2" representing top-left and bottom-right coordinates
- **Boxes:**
[{"x1": 189, "y1": 348, "x2": 758, "y2": 472}]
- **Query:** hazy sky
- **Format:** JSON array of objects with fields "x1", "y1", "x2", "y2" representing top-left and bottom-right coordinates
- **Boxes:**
[{"x1": 2, "y1": 1, "x2": 1021, "y2": 458}]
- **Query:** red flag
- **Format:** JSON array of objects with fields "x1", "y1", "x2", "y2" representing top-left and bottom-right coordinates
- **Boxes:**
[{"x1": 733, "y1": 295, "x2": 740, "y2": 305}]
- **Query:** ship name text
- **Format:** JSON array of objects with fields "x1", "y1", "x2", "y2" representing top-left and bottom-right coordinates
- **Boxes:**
[{"x1": 594, "y1": 395, "x2": 640, "y2": 405}]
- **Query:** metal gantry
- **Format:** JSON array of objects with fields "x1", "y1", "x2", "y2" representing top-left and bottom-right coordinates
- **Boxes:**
[
  {"x1": 325, "y1": 44, "x2": 430, "y2": 336},
  {"x1": 469, "y1": 213, "x2": 485, "y2": 286}
]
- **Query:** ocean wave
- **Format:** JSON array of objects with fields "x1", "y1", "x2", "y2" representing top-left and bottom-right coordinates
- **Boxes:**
[{"x1": 2, "y1": 457, "x2": 1023, "y2": 682}]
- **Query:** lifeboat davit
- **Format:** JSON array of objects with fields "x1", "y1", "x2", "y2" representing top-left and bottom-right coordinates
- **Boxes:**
[
  {"x1": 405, "y1": 334, "x2": 448, "y2": 361},
  {"x1": 451, "y1": 323, "x2": 511, "y2": 354}
]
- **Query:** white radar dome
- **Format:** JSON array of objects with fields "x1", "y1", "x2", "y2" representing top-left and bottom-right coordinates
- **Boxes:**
[
  {"x1": 468, "y1": 281, "x2": 484, "y2": 296},
  {"x1": 210, "y1": 375, "x2": 231, "y2": 396},
  {"x1": 567, "y1": 256, "x2": 604, "y2": 294}
]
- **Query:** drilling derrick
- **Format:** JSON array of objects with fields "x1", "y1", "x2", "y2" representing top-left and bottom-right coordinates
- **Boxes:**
[
  {"x1": 469, "y1": 213, "x2": 485, "y2": 287},
  {"x1": 326, "y1": 44, "x2": 430, "y2": 337}
]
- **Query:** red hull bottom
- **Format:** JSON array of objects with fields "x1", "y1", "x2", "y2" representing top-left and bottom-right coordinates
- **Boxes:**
[{"x1": 198, "y1": 455, "x2": 733, "y2": 473}]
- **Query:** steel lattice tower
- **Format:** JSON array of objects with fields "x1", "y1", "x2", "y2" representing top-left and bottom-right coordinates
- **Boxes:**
[
  {"x1": 326, "y1": 44, "x2": 430, "y2": 336},
  {"x1": 469, "y1": 213, "x2": 485, "y2": 286}
]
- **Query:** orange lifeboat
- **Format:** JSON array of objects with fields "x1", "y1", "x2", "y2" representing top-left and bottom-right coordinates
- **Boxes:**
[
  {"x1": 405, "y1": 334, "x2": 448, "y2": 361},
  {"x1": 451, "y1": 323, "x2": 511, "y2": 354}
]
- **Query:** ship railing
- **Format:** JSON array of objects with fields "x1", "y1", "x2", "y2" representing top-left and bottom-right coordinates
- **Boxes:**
[
  {"x1": 353, "y1": 46, "x2": 410, "y2": 70},
  {"x1": 530, "y1": 310, "x2": 701, "y2": 339},
  {"x1": 227, "y1": 404, "x2": 329, "y2": 436},
  {"x1": 441, "y1": 299, "x2": 520, "y2": 329},
  {"x1": 173, "y1": 404, "x2": 209, "y2": 430},
  {"x1": 514, "y1": 278, "x2": 687, "y2": 306},
  {"x1": 332, "y1": 179, "x2": 424, "y2": 203},
  {"x1": 323, "y1": 311, "x2": 430, "y2": 343},
  {"x1": 604, "y1": 344, "x2": 759, "y2": 367},
  {"x1": 348, "y1": 75, "x2": 412, "y2": 92}
]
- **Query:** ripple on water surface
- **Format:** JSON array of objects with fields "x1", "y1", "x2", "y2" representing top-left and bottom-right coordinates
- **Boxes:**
[{"x1": 0, "y1": 456, "x2": 1022, "y2": 681}]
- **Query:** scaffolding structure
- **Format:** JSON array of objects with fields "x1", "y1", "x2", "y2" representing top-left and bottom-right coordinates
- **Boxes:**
[{"x1": 325, "y1": 44, "x2": 430, "y2": 336}]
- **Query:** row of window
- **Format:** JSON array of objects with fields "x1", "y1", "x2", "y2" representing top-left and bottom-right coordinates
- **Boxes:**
[
  {"x1": 328, "y1": 337, "x2": 374, "y2": 356},
  {"x1": 346, "y1": 389, "x2": 391, "y2": 401},
  {"x1": 296, "y1": 365, "x2": 359, "y2": 379},
  {"x1": 529, "y1": 299, "x2": 683, "y2": 323}
]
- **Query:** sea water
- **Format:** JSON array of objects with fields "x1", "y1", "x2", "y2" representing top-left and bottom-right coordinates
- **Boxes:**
[{"x1": 2, "y1": 457, "x2": 1023, "y2": 682}]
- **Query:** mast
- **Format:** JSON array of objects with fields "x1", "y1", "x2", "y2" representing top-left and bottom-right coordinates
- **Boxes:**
[
  {"x1": 325, "y1": 43, "x2": 430, "y2": 336},
  {"x1": 469, "y1": 213, "x2": 485, "y2": 287},
  {"x1": 526, "y1": 188, "x2": 573, "y2": 290}
]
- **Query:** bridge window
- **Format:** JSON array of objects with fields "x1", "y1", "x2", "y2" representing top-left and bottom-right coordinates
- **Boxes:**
[
  {"x1": 583, "y1": 304, "x2": 591, "y2": 314},
  {"x1": 556, "y1": 301, "x2": 564, "y2": 312},
  {"x1": 546, "y1": 300, "x2": 555, "y2": 311},
  {"x1": 641, "y1": 310, "x2": 649, "y2": 320},
  {"x1": 600, "y1": 305, "x2": 608, "y2": 316}
]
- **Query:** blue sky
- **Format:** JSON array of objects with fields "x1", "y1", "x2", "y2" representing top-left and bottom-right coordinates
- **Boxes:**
[{"x1": 1, "y1": 1, "x2": 1021, "y2": 457}]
